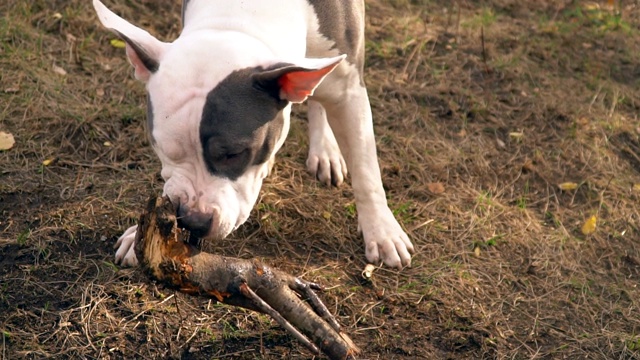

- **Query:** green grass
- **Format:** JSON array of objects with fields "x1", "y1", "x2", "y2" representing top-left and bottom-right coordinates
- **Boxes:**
[{"x1": 463, "y1": 8, "x2": 497, "y2": 29}]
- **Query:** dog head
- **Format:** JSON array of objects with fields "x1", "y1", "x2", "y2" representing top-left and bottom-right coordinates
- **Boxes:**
[{"x1": 93, "y1": 0, "x2": 343, "y2": 239}]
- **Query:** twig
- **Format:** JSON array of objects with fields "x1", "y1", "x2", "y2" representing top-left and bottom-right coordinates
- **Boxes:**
[
  {"x1": 134, "y1": 196, "x2": 360, "y2": 360},
  {"x1": 239, "y1": 282, "x2": 320, "y2": 355}
]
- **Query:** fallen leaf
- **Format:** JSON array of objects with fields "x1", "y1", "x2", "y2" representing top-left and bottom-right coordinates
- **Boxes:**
[
  {"x1": 322, "y1": 211, "x2": 331, "y2": 220},
  {"x1": 362, "y1": 264, "x2": 376, "y2": 279},
  {"x1": 583, "y1": 2, "x2": 600, "y2": 11},
  {"x1": 0, "y1": 132, "x2": 15, "y2": 150},
  {"x1": 110, "y1": 39, "x2": 126, "y2": 48},
  {"x1": 103, "y1": 141, "x2": 112, "y2": 147},
  {"x1": 427, "y1": 182, "x2": 445, "y2": 194},
  {"x1": 473, "y1": 246, "x2": 481, "y2": 257},
  {"x1": 509, "y1": 131, "x2": 524, "y2": 139},
  {"x1": 558, "y1": 182, "x2": 578, "y2": 191},
  {"x1": 581, "y1": 215, "x2": 597, "y2": 235},
  {"x1": 52, "y1": 65, "x2": 67, "y2": 76},
  {"x1": 42, "y1": 158, "x2": 55, "y2": 166},
  {"x1": 522, "y1": 159, "x2": 535, "y2": 172},
  {"x1": 633, "y1": 184, "x2": 640, "y2": 192},
  {"x1": 575, "y1": 117, "x2": 590, "y2": 127}
]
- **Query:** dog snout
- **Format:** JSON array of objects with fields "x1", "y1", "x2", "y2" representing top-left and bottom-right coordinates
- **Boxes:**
[{"x1": 177, "y1": 204, "x2": 213, "y2": 238}]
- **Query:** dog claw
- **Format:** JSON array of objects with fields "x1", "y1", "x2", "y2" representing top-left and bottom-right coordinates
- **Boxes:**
[{"x1": 114, "y1": 225, "x2": 139, "y2": 266}]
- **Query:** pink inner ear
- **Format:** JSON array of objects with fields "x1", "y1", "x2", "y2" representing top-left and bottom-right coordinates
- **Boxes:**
[
  {"x1": 277, "y1": 65, "x2": 336, "y2": 103},
  {"x1": 125, "y1": 43, "x2": 152, "y2": 82}
]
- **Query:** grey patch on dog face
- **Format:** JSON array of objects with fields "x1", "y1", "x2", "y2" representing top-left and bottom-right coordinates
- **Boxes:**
[
  {"x1": 181, "y1": 0, "x2": 190, "y2": 26},
  {"x1": 308, "y1": 0, "x2": 365, "y2": 84},
  {"x1": 199, "y1": 66, "x2": 288, "y2": 180},
  {"x1": 146, "y1": 94, "x2": 155, "y2": 144}
]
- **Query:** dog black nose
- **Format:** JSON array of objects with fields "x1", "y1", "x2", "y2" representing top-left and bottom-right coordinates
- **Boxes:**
[{"x1": 177, "y1": 205, "x2": 213, "y2": 238}]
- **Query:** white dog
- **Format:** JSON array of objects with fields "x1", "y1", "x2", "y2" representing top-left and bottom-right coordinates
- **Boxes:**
[{"x1": 93, "y1": 0, "x2": 414, "y2": 268}]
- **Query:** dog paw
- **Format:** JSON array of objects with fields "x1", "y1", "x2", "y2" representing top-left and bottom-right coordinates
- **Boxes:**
[
  {"x1": 306, "y1": 102, "x2": 348, "y2": 187},
  {"x1": 114, "y1": 225, "x2": 138, "y2": 266},
  {"x1": 359, "y1": 208, "x2": 414, "y2": 269},
  {"x1": 306, "y1": 138, "x2": 348, "y2": 187},
  {"x1": 306, "y1": 152, "x2": 347, "y2": 187}
]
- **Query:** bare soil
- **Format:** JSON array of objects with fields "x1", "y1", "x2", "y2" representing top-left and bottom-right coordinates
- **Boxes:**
[{"x1": 1, "y1": 0, "x2": 640, "y2": 359}]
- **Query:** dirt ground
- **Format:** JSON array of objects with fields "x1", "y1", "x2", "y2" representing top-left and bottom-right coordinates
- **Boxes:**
[{"x1": 1, "y1": 0, "x2": 640, "y2": 359}]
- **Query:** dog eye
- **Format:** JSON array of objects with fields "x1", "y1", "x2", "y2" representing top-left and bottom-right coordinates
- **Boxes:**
[
  {"x1": 216, "y1": 148, "x2": 248, "y2": 165},
  {"x1": 203, "y1": 138, "x2": 252, "y2": 177},
  {"x1": 224, "y1": 150, "x2": 245, "y2": 160}
]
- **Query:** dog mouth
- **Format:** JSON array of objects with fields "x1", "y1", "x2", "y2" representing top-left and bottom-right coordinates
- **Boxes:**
[
  {"x1": 173, "y1": 199, "x2": 213, "y2": 245},
  {"x1": 176, "y1": 216, "x2": 210, "y2": 247}
]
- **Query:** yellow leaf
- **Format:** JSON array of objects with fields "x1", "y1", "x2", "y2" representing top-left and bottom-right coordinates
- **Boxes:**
[
  {"x1": 633, "y1": 184, "x2": 640, "y2": 192},
  {"x1": 558, "y1": 182, "x2": 578, "y2": 191},
  {"x1": 52, "y1": 65, "x2": 67, "y2": 76},
  {"x1": 322, "y1": 211, "x2": 331, "y2": 220},
  {"x1": 0, "y1": 131, "x2": 15, "y2": 151},
  {"x1": 581, "y1": 215, "x2": 597, "y2": 235},
  {"x1": 42, "y1": 158, "x2": 54, "y2": 166},
  {"x1": 473, "y1": 246, "x2": 481, "y2": 257},
  {"x1": 110, "y1": 39, "x2": 126, "y2": 48},
  {"x1": 583, "y1": 3, "x2": 600, "y2": 11},
  {"x1": 509, "y1": 132, "x2": 524, "y2": 139}
]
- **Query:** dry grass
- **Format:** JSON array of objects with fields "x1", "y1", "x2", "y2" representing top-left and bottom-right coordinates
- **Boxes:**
[{"x1": 2, "y1": 0, "x2": 640, "y2": 358}]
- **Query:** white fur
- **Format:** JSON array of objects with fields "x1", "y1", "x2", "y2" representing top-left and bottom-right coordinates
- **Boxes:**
[{"x1": 306, "y1": 100, "x2": 347, "y2": 186}]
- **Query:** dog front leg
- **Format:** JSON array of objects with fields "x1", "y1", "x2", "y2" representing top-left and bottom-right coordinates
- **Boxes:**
[{"x1": 313, "y1": 69, "x2": 414, "y2": 269}]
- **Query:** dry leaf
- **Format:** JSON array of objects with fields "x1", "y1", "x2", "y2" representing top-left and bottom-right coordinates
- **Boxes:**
[
  {"x1": 522, "y1": 159, "x2": 535, "y2": 172},
  {"x1": 473, "y1": 246, "x2": 481, "y2": 257},
  {"x1": 575, "y1": 117, "x2": 590, "y2": 127},
  {"x1": 581, "y1": 215, "x2": 597, "y2": 235},
  {"x1": 633, "y1": 184, "x2": 640, "y2": 192},
  {"x1": 0, "y1": 131, "x2": 15, "y2": 151},
  {"x1": 558, "y1": 182, "x2": 578, "y2": 191},
  {"x1": 427, "y1": 182, "x2": 445, "y2": 194},
  {"x1": 583, "y1": 2, "x2": 600, "y2": 11},
  {"x1": 322, "y1": 211, "x2": 331, "y2": 220},
  {"x1": 42, "y1": 158, "x2": 55, "y2": 166},
  {"x1": 362, "y1": 264, "x2": 376, "y2": 279},
  {"x1": 52, "y1": 65, "x2": 67, "y2": 76},
  {"x1": 103, "y1": 141, "x2": 112, "y2": 147},
  {"x1": 110, "y1": 39, "x2": 126, "y2": 48},
  {"x1": 509, "y1": 132, "x2": 524, "y2": 139}
]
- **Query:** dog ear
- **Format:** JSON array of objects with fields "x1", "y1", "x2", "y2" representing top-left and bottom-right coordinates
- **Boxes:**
[
  {"x1": 252, "y1": 55, "x2": 346, "y2": 103},
  {"x1": 93, "y1": 0, "x2": 169, "y2": 82}
]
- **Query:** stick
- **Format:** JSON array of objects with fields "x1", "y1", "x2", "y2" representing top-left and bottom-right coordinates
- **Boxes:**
[{"x1": 133, "y1": 196, "x2": 360, "y2": 360}]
